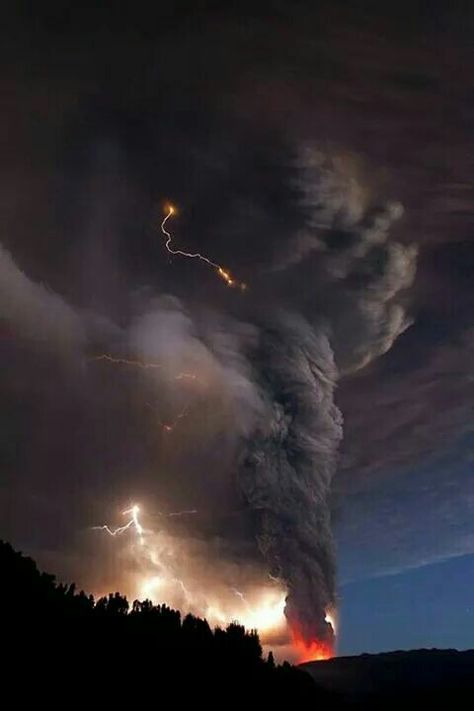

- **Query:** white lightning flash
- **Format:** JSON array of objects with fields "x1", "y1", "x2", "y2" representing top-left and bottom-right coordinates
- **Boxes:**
[{"x1": 93, "y1": 504, "x2": 145, "y2": 546}]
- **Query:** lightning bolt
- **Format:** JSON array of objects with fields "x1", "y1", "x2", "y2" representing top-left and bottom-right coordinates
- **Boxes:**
[
  {"x1": 145, "y1": 400, "x2": 194, "y2": 434},
  {"x1": 160, "y1": 205, "x2": 247, "y2": 290},
  {"x1": 159, "y1": 403, "x2": 192, "y2": 433},
  {"x1": 232, "y1": 588, "x2": 251, "y2": 608},
  {"x1": 93, "y1": 504, "x2": 145, "y2": 546},
  {"x1": 88, "y1": 354, "x2": 200, "y2": 383},
  {"x1": 267, "y1": 573, "x2": 281, "y2": 584},
  {"x1": 92, "y1": 502, "x2": 288, "y2": 640},
  {"x1": 94, "y1": 502, "x2": 195, "y2": 607},
  {"x1": 94, "y1": 503, "x2": 197, "y2": 539}
]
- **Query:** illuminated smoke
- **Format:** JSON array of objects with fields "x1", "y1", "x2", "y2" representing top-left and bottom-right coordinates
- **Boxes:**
[
  {"x1": 324, "y1": 609, "x2": 337, "y2": 636},
  {"x1": 93, "y1": 503, "x2": 288, "y2": 647}
]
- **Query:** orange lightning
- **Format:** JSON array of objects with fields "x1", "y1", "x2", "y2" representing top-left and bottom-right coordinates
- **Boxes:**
[
  {"x1": 145, "y1": 400, "x2": 194, "y2": 434},
  {"x1": 160, "y1": 204, "x2": 247, "y2": 290},
  {"x1": 88, "y1": 354, "x2": 201, "y2": 383},
  {"x1": 160, "y1": 402, "x2": 191, "y2": 433}
]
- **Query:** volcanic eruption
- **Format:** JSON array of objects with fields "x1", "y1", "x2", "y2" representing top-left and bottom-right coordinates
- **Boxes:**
[{"x1": 0, "y1": 143, "x2": 416, "y2": 662}]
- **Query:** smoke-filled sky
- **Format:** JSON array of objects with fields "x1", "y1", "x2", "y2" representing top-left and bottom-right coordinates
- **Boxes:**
[{"x1": 1, "y1": 2, "x2": 473, "y2": 657}]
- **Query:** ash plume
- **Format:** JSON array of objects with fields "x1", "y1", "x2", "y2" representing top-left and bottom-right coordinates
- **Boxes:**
[
  {"x1": 0, "y1": 144, "x2": 417, "y2": 654},
  {"x1": 225, "y1": 147, "x2": 416, "y2": 648},
  {"x1": 240, "y1": 315, "x2": 342, "y2": 644}
]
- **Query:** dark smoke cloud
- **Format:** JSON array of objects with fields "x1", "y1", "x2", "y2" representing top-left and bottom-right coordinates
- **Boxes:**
[
  {"x1": 231, "y1": 146, "x2": 416, "y2": 643},
  {"x1": 280, "y1": 148, "x2": 417, "y2": 374},
  {"x1": 241, "y1": 316, "x2": 342, "y2": 642}
]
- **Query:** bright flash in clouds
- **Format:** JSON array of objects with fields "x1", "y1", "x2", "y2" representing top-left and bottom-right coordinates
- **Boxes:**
[
  {"x1": 92, "y1": 501, "x2": 333, "y2": 661},
  {"x1": 93, "y1": 501, "x2": 287, "y2": 641},
  {"x1": 231, "y1": 589, "x2": 286, "y2": 634},
  {"x1": 324, "y1": 609, "x2": 337, "y2": 635},
  {"x1": 93, "y1": 504, "x2": 145, "y2": 545}
]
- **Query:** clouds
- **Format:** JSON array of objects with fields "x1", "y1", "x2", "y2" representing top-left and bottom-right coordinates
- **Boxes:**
[
  {"x1": 0, "y1": 243, "x2": 85, "y2": 355},
  {"x1": 269, "y1": 146, "x2": 418, "y2": 374},
  {"x1": 336, "y1": 436, "x2": 474, "y2": 583},
  {"x1": 337, "y1": 328, "x2": 474, "y2": 491}
]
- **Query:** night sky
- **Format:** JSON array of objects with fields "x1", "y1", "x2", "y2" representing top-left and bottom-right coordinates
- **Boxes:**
[{"x1": 1, "y1": 2, "x2": 473, "y2": 655}]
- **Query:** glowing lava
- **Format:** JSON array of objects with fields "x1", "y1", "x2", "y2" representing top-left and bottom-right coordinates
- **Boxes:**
[{"x1": 290, "y1": 626, "x2": 334, "y2": 663}]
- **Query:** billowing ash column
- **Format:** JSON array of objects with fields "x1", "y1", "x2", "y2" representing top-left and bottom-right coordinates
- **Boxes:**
[{"x1": 240, "y1": 314, "x2": 342, "y2": 650}]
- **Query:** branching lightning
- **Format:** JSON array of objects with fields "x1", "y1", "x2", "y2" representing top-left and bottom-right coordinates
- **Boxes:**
[
  {"x1": 145, "y1": 400, "x2": 194, "y2": 434},
  {"x1": 92, "y1": 502, "x2": 289, "y2": 649},
  {"x1": 93, "y1": 504, "x2": 145, "y2": 546},
  {"x1": 88, "y1": 354, "x2": 200, "y2": 383},
  {"x1": 160, "y1": 205, "x2": 247, "y2": 290},
  {"x1": 94, "y1": 503, "x2": 198, "y2": 539}
]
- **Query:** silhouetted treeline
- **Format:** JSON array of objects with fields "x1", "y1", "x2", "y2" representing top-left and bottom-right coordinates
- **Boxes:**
[
  {"x1": 3, "y1": 541, "x2": 469, "y2": 706},
  {"x1": 0, "y1": 541, "x2": 327, "y2": 703}
]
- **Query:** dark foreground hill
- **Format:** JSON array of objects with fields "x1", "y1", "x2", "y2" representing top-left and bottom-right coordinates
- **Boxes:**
[
  {"x1": 1, "y1": 540, "x2": 472, "y2": 705},
  {"x1": 0, "y1": 540, "x2": 322, "y2": 702},
  {"x1": 302, "y1": 648, "x2": 474, "y2": 703}
]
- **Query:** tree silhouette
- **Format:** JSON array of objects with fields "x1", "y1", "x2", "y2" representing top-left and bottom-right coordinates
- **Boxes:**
[{"x1": 0, "y1": 540, "x2": 323, "y2": 702}]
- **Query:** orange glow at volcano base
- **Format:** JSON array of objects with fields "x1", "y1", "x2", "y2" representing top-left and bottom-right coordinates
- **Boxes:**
[
  {"x1": 290, "y1": 626, "x2": 334, "y2": 663},
  {"x1": 91, "y1": 503, "x2": 336, "y2": 663}
]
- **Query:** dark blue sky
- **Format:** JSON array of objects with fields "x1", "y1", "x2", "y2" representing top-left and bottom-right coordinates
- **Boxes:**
[
  {"x1": 339, "y1": 554, "x2": 474, "y2": 655},
  {"x1": 335, "y1": 436, "x2": 474, "y2": 652}
]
